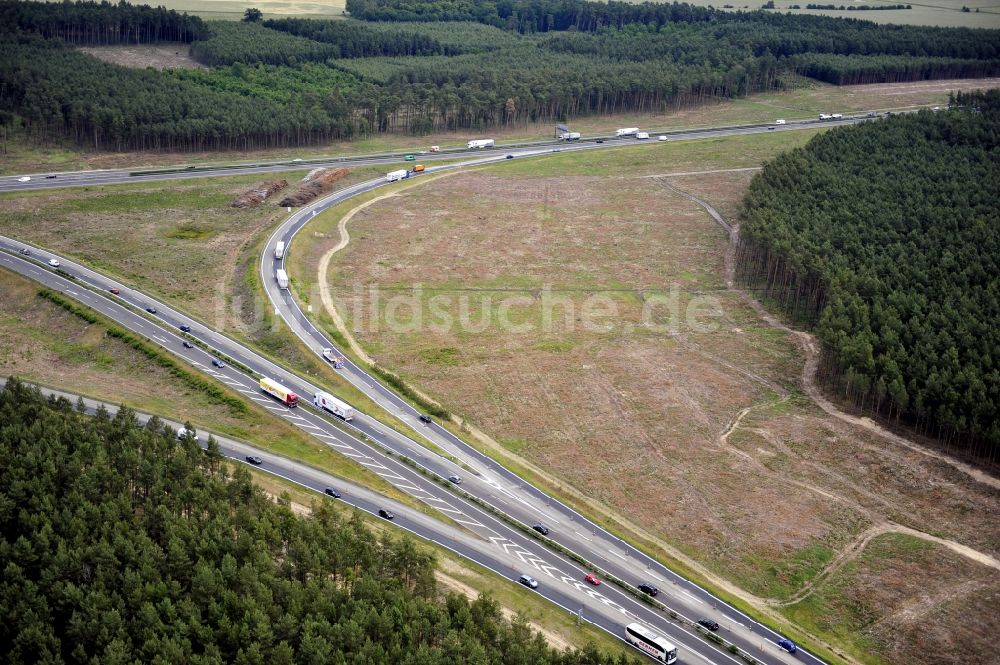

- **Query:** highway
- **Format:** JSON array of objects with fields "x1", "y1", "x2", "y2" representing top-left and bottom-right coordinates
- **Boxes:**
[
  {"x1": 0, "y1": 243, "x2": 804, "y2": 665},
  {"x1": 0, "y1": 117, "x2": 887, "y2": 663},
  {"x1": 0, "y1": 114, "x2": 879, "y2": 193}
]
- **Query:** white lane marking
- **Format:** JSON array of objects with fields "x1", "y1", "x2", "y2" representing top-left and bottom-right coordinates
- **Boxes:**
[
  {"x1": 436, "y1": 506, "x2": 462, "y2": 514},
  {"x1": 297, "y1": 423, "x2": 322, "y2": 431},
  {"x1": 154, "y1": 336, "x2": 168, "y2": 344},
  {"x1": 681, "y1": 589, "x2": 704, "y2": 605},
  {"x1": 395, "y1": 484, "x2": 423, "y2": 492},
  {"x1": 647, "y1": 571, "x2": 664, "y2": 582},
  {"x1": 237, "y1": 389, "x2": 255, "y2": 395},
  {"x1": 342, "y1": 451, "x2": 365, "y2": 458},
  {"x1": 455, "y1": 518, "x2": 485, "y2": 528},
  {"x1": 611, "y1": 550, "x2": 627, "y2": 560},
  {"x1": 423, "y1": 496, "x2": 447, "y2": 503},
  {"x1": 573, "y1": 530, "x2": 593, "y2": 542}
]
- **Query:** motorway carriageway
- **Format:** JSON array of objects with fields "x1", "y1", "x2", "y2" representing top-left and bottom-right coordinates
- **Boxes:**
[{"x1": 0, "y1": 114, "x2": 883, "y2": 193}]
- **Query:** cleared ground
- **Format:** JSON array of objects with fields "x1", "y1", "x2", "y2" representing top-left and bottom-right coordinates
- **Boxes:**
[
  {"x1": 4, "y1": 77, "x2": 994, "y2": 176},
  {"x1": 318, "y1": 137, "x2": 1000, "y2": 664},
  {"x1": 80, "y1": 43, "x2": 207, "y2": 70},
  {"x1": 783, "y1": 532, "x2": 1000, "y2": 664}
]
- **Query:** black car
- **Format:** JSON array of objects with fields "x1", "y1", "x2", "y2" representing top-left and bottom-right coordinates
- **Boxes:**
[
  {"x1": 19, "y1": 248, "x2": 30, "y2": 256},
  {"x1": 532, "y1": 524, "x2": 549, "y2": 536},
  {"x1": 325, "y1": 488, "x2": 341, "y2": 499},
  {"x1": 146, "y1": 307, "x2": 157, "y2": 314},
  {"x1": 182, "y1": 341, "x2": 194, "y2": 349},
  {"x1": 245, "y1": 455, "x2": 263, "y2": 465},
  {"x1": 45, "y1": 174, "x2": 57, "y2": 179},
  {"x1": 211, "y1": 359, "x2": 226, "y2": 368},
  {"x1": 638, "y1": 582, "x2": 658, "y2": 597},
  {"x1": 418, "y1": 414, "x2": 433, "y2": 424},
  {"x1": 505, "y1": 154, "x2": 514, "y2": 159},
  {"x1": 595, "y1": 139, "x2": 604, "y2": 144},
  {"x1": 179, "y1": 324, "x2": 191, "y2": 333},
  {"x1": 378, "y1": 509, "x2": 394, "y2": 520},
  {"x1": 697, "y1": 619, "x2": 719, "y2": 631},
  {"x1": 518, "y1": 574, "x2": 539, "y2": 589}
]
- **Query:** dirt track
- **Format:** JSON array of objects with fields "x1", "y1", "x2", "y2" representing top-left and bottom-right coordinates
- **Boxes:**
[{"x1": 658, "y1": 177, "x2": 1000, "y2": 493}]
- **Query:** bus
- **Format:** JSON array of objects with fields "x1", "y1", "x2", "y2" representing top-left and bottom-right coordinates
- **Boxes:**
[{"x1": 625, "y1": 623, "x2": 677, "y2": 663}]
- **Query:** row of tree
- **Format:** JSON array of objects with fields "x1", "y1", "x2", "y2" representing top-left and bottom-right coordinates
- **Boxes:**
[
  {"x1": 788, "y1": 52, "x2": 1000, "y2": 85},
  {"x1": 0, "y1": 0, "x2": 206, "y2": 44},
  {"x1": 3, "y1": 0, "x2": 1000, "y2": 150},
  {"x1": 0, "y1": 379, "x2": 638, "y2": 664},
  {"x1": 1, "y1": 34, "x2": 358, "y2": 151},
  {"x1": 737, "y1": 91, "x2": 1000, "y2": 462},
  {"x1": 345, "y1": 0, "x2": 716, "y2": 32}
]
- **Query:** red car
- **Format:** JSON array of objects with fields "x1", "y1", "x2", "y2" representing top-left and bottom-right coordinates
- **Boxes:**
[
  {"x1": 584, "y1": 573, "x2": 601, "y2": 586},
  {"x1": 109, "y1": 288, "x2": 120, "y2": 295}
]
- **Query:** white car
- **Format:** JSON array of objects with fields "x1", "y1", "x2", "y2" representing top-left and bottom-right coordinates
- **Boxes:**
[
  {"x1": 48, "y1": 259, "x2": 60, "y2": 268},
  {"x1": 658, "y1": 135, "x2": 667, "y2": 141},
  {"x1": 775, "y1": 119, "x2": 786, "y2": 125},
  {"x1": 17, "y1": 176, "x2": 30, "y2": 182}
]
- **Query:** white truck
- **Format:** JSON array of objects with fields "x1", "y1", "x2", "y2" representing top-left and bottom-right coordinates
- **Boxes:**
[
  {"x1": 616, "y1": 127, "x2": 640, "y2": 137},
  {"x1": 276, "y1": 268, "x2": 289, "y2": 289},
  {"x1": 274, "y1": 241, "x2": 285, "y2": 260},
  {"x1": 467, "y1": 139, "x2": 495, "y2": 149},
  {"x1": 322, "y1": 347, "x2": 346, "y2": 369},
  {"x1": 831, "y1": 113, "x2": 843, "y2": 119},
  {"x1": 559, "y1": 131, "x2": 581, "y2": 141},
  {"x1": 819, "y1": 113, "x2": 833, "y2": 120},
  {"x1": 314, "y1": 391, "x2": 354, "y2": 421},
  {"x1": 635, "y1": 132, "x2": 650, "y2": 140},
  {"x1": 386, "y1": 169, "x2": 409, "y2": 183}
]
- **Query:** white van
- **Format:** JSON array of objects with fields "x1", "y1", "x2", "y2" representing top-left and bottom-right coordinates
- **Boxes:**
[{"x1": 274, "y1": 241, "x2": 285, "y2": 260}]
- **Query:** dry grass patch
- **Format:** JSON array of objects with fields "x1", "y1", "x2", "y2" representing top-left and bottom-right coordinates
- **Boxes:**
[
  {"x1": 327, "y1": 166, "x2": 880, "y2": 599},
  {"x1": 784, "y1": 532, "x2": 1000, "y2": 665}
]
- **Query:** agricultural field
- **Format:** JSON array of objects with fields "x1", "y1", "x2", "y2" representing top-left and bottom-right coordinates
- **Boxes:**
[
  {"x1": 151, "y1": 0, "x2": 345, "y2": 19},
  {"x1": 714, "y1": 1, "x2": 1000, "y2": 29},
  {"x1": 311, "y1": 134, "x2": 1000, "y2": 664}
]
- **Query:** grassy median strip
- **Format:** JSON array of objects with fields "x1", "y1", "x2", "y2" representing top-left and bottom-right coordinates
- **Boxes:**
[{"x1": 39, "y1": 288, "x2": 247, "y2": 414}]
